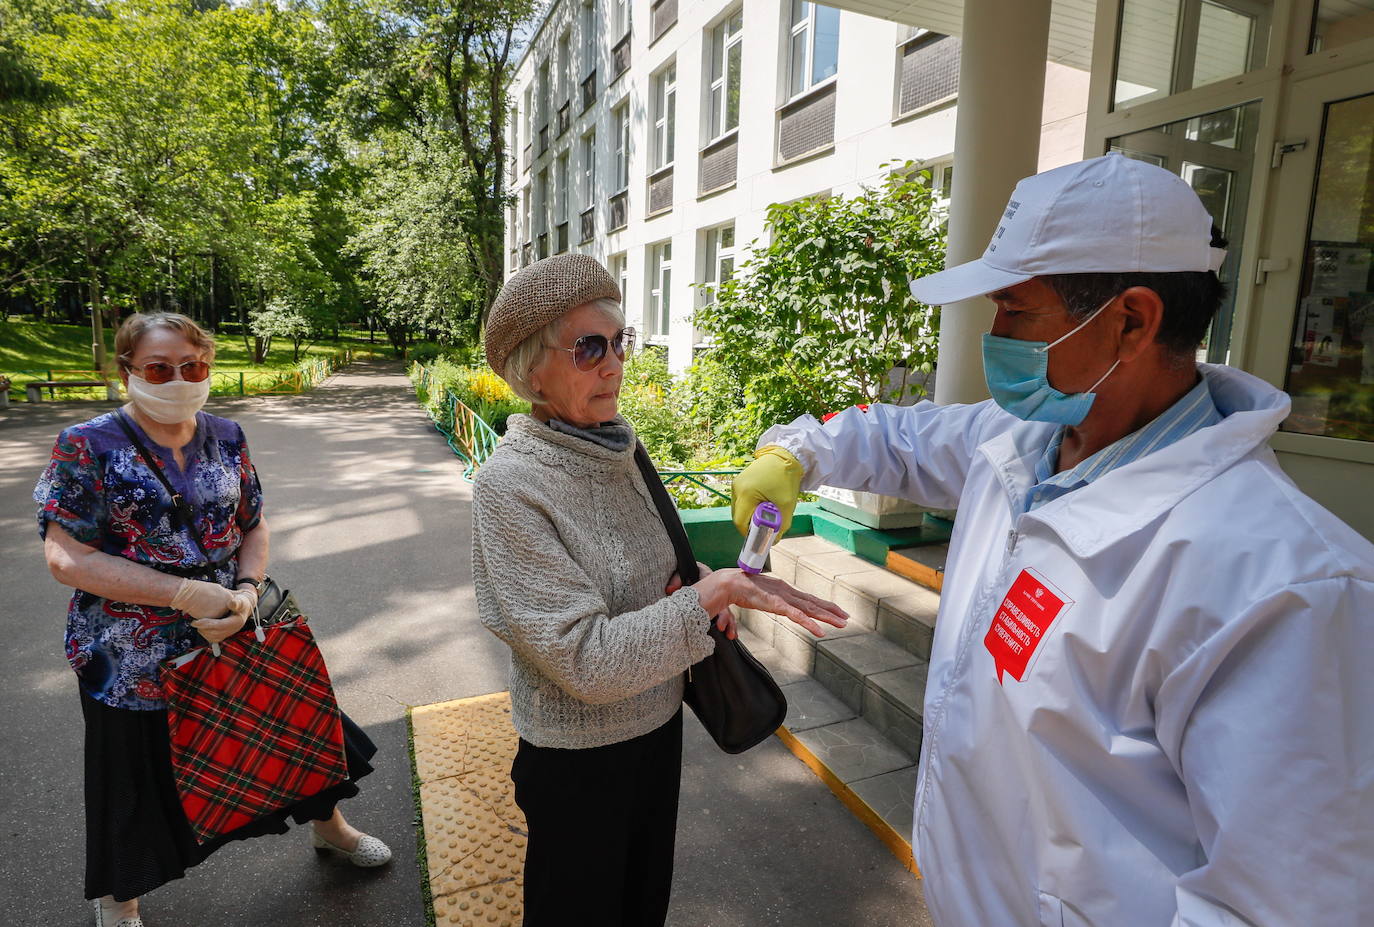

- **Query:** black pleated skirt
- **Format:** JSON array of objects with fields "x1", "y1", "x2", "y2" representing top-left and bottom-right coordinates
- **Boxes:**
[{"x1": 80, "y1": 686, "x2": 377, "y2": 902}]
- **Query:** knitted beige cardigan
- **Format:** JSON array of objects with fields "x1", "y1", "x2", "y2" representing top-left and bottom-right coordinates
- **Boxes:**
[{"x1": 471, "y1": 414, "x2": 716, "y2": 749}]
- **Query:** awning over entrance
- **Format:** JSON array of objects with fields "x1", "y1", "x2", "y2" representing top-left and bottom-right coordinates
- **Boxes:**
[{"x1": 819, "y1": 0, "x2": 1096, "y2": 70}]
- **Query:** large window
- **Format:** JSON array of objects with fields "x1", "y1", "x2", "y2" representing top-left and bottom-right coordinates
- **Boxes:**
[
  {"x1": 1114, "y1": 0, "x2": 1272, "y2": 109},
  {"x1": 555, "y1": 153, "x2": 569, "y2": 225},
  {"x1": 581, "y1": 131, "x2": 596, "y2": 207},
  {"x1": 613, "y1": 0, "x2": 630, "y2": 39},
  {"x1": 1310, "y1": 0, "x2": 1374, "y2": 53},
  {"x1": 1109, "y1": 101, "x2": 1260, "y2": 363},
  {"x1": 652, "y1": 64, "x2": 677, "y2": 171},
  {"x1": 558, "y1": 32, "x2": 571, "y2": 101},
  {"x1": 701, "y1": 224, "x2": 736, "y2": 303},
  {"x1": 707, "y1": 11, "x2": 743, "y2": 140},
  {"x1": 610, "y1": 252, "x2": 630, "y2": 320},
  {"x1": 582, "y1": 0, "x2": 597, "y2": 72},
  {"x1": 788, "y1": 1, "x2": 840, "y2": 99},
  {"x1": 649, "y1": 241, "x2": 672, "y2": 338},
  {"x1": 613, "y1": 103, "x2": 630, "y2": 191},
  {"x1": 1281, "y1": 91, "x2": 1374, "y2": 442}
]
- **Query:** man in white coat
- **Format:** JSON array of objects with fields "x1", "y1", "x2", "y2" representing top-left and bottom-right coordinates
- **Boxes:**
[{"x1": 732, "y1": 154, "x2": 1373, "y2": 926}]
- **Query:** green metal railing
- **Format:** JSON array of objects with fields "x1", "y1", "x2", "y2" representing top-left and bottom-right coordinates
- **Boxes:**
[
  {"x1": 413, "y1": 363, "x2": 740, "y2": 498},
  {"x1": 658, "y1": 469, "x2": 740, "y2": 504},
  {"x1": 428, "y1": 388, "x2": 501, "y2": 481}
]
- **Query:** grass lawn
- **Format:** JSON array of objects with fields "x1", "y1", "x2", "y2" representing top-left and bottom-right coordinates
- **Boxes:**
[{"x1": 1, "y1": 316, "x2": 387, "y2": 400}]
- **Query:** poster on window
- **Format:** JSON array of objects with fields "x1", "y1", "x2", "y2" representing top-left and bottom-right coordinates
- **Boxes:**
[
  {"x1": 1311, "y1": 332, "x2": 1342, "y2": 367},
  {"x1": 1310, "y1": 243, "x2": 1372, "y2": 297},
  {"x1": 1299, "y1": 296, "x2": 1338, "y2": 364}
]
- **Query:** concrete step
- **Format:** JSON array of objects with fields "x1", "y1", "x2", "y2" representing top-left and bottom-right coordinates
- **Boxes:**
[{"x1": 731, "y1": 533, "x2": 944, "y2": 853}]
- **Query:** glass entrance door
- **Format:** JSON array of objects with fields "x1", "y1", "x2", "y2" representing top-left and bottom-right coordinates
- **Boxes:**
[
  {"x1": 1281, "y1": 91, "x2": 1374, "y2": 441},
  {"x1": 1249, "y1": 61, "x2": 1374, "y2": 538}
]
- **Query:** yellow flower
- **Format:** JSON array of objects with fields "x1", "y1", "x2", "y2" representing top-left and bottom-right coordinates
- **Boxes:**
[{"x1": 470, "y1": 369, "x2": 515, "y2": 403}]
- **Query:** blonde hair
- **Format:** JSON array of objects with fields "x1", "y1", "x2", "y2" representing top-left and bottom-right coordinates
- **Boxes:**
[
  {"x1": 502, "y1": 298, "x2": 625, "y2": 403},
  {"x1": 115, "y1": 312, "x2": 217, "y2": 369}
]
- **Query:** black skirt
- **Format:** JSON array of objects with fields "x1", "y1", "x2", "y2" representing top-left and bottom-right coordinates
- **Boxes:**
[{"x1": 80, "y1": 686, "x2": 377, "y2": 902}]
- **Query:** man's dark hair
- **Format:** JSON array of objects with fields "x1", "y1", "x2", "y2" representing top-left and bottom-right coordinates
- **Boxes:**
[{"x1": 1041, "y1": 226, "x2": 1229, "y2": 358}]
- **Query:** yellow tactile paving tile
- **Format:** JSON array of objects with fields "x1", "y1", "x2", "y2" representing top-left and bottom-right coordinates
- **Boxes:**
[{"x1": 412, "y1": 691, "x2": 527, "y2": 926}]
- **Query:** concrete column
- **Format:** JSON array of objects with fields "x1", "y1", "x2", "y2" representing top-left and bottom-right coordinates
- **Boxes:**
[{"x1": 933, "y1": 0, "x2": 1052, "y2": 405}]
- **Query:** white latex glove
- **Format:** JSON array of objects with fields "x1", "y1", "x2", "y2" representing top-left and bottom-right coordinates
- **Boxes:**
[
  {"x1": 170, "y1": 578, "x2": 235, "y2": 620},
  {"x1": 191, "y1": 590, "x2": 255, "y2": 645}
]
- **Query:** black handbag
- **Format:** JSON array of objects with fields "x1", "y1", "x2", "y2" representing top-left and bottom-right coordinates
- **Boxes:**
[{"x1": 633, "y1": 443, "x2": 788, "y2": 754}]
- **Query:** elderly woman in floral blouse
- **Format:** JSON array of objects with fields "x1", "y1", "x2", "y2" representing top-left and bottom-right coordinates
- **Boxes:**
[{"x1": 36, "y1": 312, "x2": 389, "y2": 927}]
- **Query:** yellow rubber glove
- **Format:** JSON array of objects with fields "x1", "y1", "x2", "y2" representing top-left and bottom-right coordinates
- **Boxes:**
[{"x1": 732, "y1": 445, "x2": 805, "y2": 538}]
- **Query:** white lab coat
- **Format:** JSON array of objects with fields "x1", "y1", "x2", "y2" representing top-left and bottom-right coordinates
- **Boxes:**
[{"x1": 759, "y1": 364, "x2": 1374, "y2": 927}]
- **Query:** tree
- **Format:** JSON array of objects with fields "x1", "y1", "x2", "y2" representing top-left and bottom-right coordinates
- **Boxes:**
[
  {"x1": 322, "y1": 0, "x2": 537, "y2": 335},
  {"x1": 344, "y1": 127, "x2": 477, "y2": 351},
  {"x1": 694, "y1": 163, "x2": 947, "y2": 447}
]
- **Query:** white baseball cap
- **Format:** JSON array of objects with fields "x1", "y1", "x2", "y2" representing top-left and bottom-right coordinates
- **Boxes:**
[{"x1": 908, "y1": 153, "x2": 1227, "y2": 306}]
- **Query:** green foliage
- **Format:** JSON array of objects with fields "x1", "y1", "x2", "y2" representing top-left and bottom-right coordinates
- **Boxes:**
[
  {"x1": 0, "y1": 0, "x2": 538, "y2": 355},
  {"x1": 617, "y1": 350, "x2": 693, "y2": 466},
  {"x1": 412, "y1": 358, "x2": 529, "y2": 435},
  {"x1": 344, "y1": 128, "x2": 477, "y2": 350},
  {"x1": 694, "y1": 162, "x2": 946, "y2": 440}
]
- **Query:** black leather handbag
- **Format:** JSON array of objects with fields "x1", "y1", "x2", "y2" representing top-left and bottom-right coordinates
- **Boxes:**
[{"x1": 633, "y1": 443, "x2": 788, "y2": 754}]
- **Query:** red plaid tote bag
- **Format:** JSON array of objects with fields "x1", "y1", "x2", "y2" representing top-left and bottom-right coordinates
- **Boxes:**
[{"x1": 160, "y1": 594, "x2": 348, "y2": 845}]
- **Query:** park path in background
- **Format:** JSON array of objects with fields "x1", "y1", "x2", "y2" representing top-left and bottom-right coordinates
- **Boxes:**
[{"x1": 0, "y1": 359, "x2": 929, "y2": 926}]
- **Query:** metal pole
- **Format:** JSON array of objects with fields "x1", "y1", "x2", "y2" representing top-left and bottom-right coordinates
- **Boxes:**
[{"x1": 933, "y1": 0, "x2": 1052, "y2": 405}]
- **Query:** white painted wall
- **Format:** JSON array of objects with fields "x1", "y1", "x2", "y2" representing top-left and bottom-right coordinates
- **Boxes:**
[{"x1": 505, "y1": 0, "x2": 1089, "y2": 373}]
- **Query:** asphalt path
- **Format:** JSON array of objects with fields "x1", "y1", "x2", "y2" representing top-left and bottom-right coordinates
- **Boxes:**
[{"x1": 0, "y1": 359, "x2": 930, "y2": 926}]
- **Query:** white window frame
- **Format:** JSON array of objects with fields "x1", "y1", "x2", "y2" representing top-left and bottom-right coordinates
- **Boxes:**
[
  {"x1": 523, "y1": 87, "x2": 534, "y2": 148},
  {"x1": 649, "y1": 241, "x2": 673, "y2": 340},
  {"x1": 788, "y1": 1, "x2": 840, "y2": 101},
  {"x1": 609, "y1": 251, "x2": 631, "y2": 324},
  {"x1": 537, "y1": 168, "x2": 551, "y2": 239},
  {"x1": 613, "y1": 0, "x2": 630, "y2": 40},
  {"x1": 613, "y1": 103, "x2": 630, "y2": 192},
  {"x1": 557, "y1": 32, "x2": 571, "y2": 104},
  {"x1": 581, "y1": 0, "x2": 597, "y2": 77},
  {"x1": 707, "y1": 11, "x2": 744, "y2": 141},
  {"x1": 652, "y1": 64, "x2": 677, "y2": 171},
  {"x1": 581, "y1": 131, "x2": 597, "y2": 209},
  {"x1": 701, "y1": 224, "x2": 737, "y2": 302},
  {"x1": 555, "y1": 153, "x2": 569, "y2": 224}
]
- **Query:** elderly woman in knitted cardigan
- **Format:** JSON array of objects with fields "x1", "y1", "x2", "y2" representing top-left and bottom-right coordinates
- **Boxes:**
[{"x1": 472, "y1": 254, "x2": 848, "y2": 927}]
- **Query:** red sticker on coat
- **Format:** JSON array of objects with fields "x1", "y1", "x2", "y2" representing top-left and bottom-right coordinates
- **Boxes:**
[{"x1": 985, "y1": 568, "x2": 1071, "y2": 684}]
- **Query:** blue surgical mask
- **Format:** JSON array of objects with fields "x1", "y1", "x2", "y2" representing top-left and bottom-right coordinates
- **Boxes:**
[{"x1": 981, "y1": 296, "x2": 1121, "y2": 426}]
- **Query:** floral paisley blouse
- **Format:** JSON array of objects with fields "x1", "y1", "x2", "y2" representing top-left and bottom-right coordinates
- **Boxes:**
[{"x1": 34, "y1": 410, "x2": 263, "y2": 710}]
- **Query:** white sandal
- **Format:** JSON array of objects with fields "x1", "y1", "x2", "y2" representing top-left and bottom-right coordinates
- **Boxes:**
[
  {"x1": 311, "y1": 827, "x2": 393, "y2": 868},
  {"x1": 93, "y1": 898, "x2": 144, "y2": 927}
]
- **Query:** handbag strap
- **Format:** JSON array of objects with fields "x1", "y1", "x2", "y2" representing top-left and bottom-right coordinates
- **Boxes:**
[
  {"x1": 113, "y1": 409, "x2": 208, "y2": 558},
  {"x1": 633, "y1": 442, "x2": 701, "y2": 586}
]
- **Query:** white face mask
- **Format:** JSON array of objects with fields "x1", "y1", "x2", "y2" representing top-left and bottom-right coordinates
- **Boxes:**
[{"x1": 126, "y1": 374, "x2": 210, "y2": 424}]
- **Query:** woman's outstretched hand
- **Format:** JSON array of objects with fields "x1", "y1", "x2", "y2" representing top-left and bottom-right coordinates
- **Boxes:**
[
  {"x1": 666, "y1": 563, "x2": 739, "y2": 639},
  {"x1": 669, "y1": 566, "x2": 848, "y2": 639}
]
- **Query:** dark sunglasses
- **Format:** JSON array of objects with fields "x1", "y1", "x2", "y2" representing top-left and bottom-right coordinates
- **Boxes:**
[
  {"x1": 126, "y1": 360, "x2": 212, "y2": 384},
  {"x1": 556, "y1": 327, "x2": 635, "y2": 371}
]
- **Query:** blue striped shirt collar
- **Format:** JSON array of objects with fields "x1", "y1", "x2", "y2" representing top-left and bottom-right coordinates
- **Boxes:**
[{"x1": 1027, "y1": 375, "x2": 1222, "y2": 513}]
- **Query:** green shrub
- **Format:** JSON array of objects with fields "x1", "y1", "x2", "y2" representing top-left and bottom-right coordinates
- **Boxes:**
[
  {"x1": 411, "y1": 358, "x2": 530, "y2": 435},
  {"x1": 618, "y1": 351, "x2": 692, "y2": 466},
  {"x1": 694, "y1": 160, "x2": 944, "y2": 431}
]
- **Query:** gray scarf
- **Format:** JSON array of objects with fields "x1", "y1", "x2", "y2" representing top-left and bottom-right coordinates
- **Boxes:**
[{"x1": 548, "y1": 417, "x2": 634, "y2": 452}]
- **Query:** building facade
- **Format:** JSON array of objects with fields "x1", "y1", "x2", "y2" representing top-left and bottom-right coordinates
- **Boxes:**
[{"x1": 504, "y1": 0, "x2": 1089, "y2": 372}]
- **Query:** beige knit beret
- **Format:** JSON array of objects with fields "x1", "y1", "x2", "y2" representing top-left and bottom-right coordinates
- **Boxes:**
[{"x1": 485, "y1": 254, "x2": 622, "y2": 375}]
